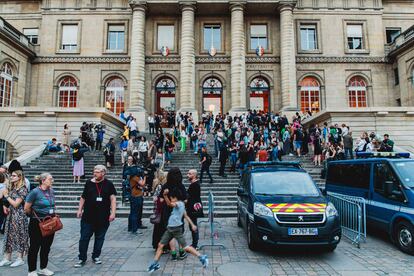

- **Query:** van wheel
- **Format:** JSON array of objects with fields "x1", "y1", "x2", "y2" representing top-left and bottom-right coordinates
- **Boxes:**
[
  {"x1": 247, "y1": 221, "x2": 259, "y2": 251},
  {"x1": 395, "y1": 221, "x2": 414, "y2": 255}
]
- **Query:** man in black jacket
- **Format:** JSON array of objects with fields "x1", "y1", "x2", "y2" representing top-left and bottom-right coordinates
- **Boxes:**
[
  {"x1": 218, "y1": 144, "x2": 228, "y2": 177},
  {"x1": 186, "y1": 169, "x2": 202, "y2": 249}
]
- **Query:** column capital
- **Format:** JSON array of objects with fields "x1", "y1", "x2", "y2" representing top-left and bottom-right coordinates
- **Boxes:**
[
  {"x1": 229, "y1": 0, "x2": 246, "y2": 11},
  {"x1": 277, "y1": 1, "x2": 296, "y2": 12},
  {"x1": 179, "y1": 1, "x2": 196, "y2": 11},
  {"x1": 128, "y1": 0, "x2": 147, "y2": 11}
]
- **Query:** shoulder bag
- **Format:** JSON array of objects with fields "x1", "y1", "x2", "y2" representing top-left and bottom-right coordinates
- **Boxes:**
[{"x1": 33, "y1": 210, "x2": 63, "y2": 237}]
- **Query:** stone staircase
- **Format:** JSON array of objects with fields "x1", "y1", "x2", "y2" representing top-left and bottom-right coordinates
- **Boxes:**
[{"x1": 22, "y1": 135, "x2": 324, "y2": 218}]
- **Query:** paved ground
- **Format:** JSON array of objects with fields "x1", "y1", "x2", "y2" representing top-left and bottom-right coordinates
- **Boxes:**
[{"x1": 1, "y1": 218, "x2": 413, "y2": 276}]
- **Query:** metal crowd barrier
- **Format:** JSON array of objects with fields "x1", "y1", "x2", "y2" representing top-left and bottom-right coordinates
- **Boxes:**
[
  {"x1": 327, "y1": 192, "x2": 367, "y2": 248},
  {"x1": 199, "y1": 191, "x2": 225, "y2": 250}
]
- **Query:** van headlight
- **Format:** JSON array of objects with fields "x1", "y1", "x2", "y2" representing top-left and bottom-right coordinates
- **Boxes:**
[
  {"x1": 254, "y1": 202, "x2": 273, "y2": 217},
  {"x1": 326, "y1": 202, "x2": 338, "y2": 217}
]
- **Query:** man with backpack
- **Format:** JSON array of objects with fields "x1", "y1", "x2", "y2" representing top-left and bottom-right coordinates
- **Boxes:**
[{"x1": 199, "y1": 147, "x2": 213, "y2": 184}]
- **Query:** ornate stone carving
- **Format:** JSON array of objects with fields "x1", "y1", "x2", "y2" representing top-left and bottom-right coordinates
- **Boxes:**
[
  {"x1": 33, "y1": 56, "x2": 130, "y2": 63},
  {"x1": 296, "y1": 56, "x2": 387, "y2": 63}
]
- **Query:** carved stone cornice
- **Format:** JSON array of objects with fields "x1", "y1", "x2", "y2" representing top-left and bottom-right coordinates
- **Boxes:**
[
  {"x1": 196, "y1": 57, "x2": 231, "y2": 63},
  {"x1": 179, "y1": 1, "x2": 197, "y2": 11},
  {"x1": 296, "y1": 56, "x2": 388, "y2": 63},
  {"x1": 145, "y1": 57, "x2": 181, "y2": 63},
  {"x1": 246, "y1": 57, "x2": 280, "y2": 63},
  {"x1": 229, "y1": 0, "x2": 246, "y2": 11},
  {"x1": 33, "y1": 56, "x2": 131, "y2": 64},
  {"x1": 128, "y1": 0, "x2": 147, "y2": 11}
]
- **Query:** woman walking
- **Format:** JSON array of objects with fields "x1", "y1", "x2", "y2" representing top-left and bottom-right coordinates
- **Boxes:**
[
  {"x1": 105, "y1": 138, "x2": 116, "y2": 168},
  {"x1": 180, "y1": 127, "x2": 187, "y2": 152},
  {"x1": 313, "y1": 133, "x2": 323, "y2": 166},
  {"x1": 62, "y1": 124, "x2": 71, "y2": 152},
  {"x1": 25, "y1": 173, "x2": 56, "y2": 276},
  {"x1": 0, "y1": 170, "x2": 29, "y2": 268}
]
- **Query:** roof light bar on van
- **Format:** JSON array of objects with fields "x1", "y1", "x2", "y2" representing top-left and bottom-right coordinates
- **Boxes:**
[
  {"x1": 356, "y1": 152, "x2": 410, "y2": 159},
  {"x1": 247, "y1": 161, "x2": 302, "y2": 169}
]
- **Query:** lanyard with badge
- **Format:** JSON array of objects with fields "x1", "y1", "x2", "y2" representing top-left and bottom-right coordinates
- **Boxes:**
[
  {"x1": 95, "y1": 181, "x2": 103, "y2": 202},
  {"x1": 40, "y1": 188, "x2": 55, "y2": 215}
]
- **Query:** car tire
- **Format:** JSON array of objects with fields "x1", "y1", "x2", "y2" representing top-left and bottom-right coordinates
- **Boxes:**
[
  {"x1": 247, "y1": 221, "x2": 259, "y2": 251},
  {"x1": 325, "y1": 244, "x2": 337, "y2": 252},
  {"x1": 395, "y1": 221, "x2": 414, "y2": 255}
]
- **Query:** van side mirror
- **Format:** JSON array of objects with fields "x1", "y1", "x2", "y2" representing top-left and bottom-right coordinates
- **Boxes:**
[
  {"x1": 385, "y1": 180, "x2": 394, "y2": 195},
  {"x1": 237, "y1": 188, "x2": 247, "y2": 197}
]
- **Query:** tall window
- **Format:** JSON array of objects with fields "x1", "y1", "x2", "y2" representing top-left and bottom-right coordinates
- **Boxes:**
[
  {"x1": 300, "y1": 24, "x2": 317, "y2": 50},
  {"x1": 23, "y1": 28, "x2": 39, "y2": 44},
  {"x1": 386, "y1": 28, "x2": 401, "y2": 44},
  {"x1": 347, "y1": 24, "x2": 363, "y2": 50},
  {"x1": 204, "y1": 25, "x2": 221, "y2": 51},
  {"x1": 107, "y1": 25, "x2": 125, "y2": 50},
  {"x1": 61, "y1": 24, "x2": 78, "y2": 50},
  {"x1": 300, "y1": 77, "x2": 320, "y2": 113},
  {"x1": 157, "y1": 25, "x2": 175, "y2": 51},
  {"x1": 105, "y1": 77, "x2": 125, "y2": 115},
  {"x1": 58, "y1": 76, "x2": 77, "y2": 107},
  {"x1": 0, "y1": 62, "x2": 13, "y2": 107},
  {"x1": 0, "y1": 139, "x2": 6, "y2": 164},
  {"x1": 250, "y1": 24, "x2": 268, "y2": 50},
  {"x1": 348, "y1": 76, "x2": 367, "y2": 108}
]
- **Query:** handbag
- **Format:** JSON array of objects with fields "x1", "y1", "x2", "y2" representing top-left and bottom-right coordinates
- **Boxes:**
[
  {"x1": 150, "y1": 198, "x2": 162, "y2": 224},
  {"x1": 33, "y1": 210, "x2": 63, "y2": 237},
  {"x1": 191, "y1": 202, "x2": 204, "y2": 218}
]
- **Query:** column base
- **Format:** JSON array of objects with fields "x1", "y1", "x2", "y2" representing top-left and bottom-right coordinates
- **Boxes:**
[
  {"x1": 177, "y1": 108, "x2": 199, "y2": 126},
  {"x1": 127, "y1": 108, "x2": 148, "y2": 132}
]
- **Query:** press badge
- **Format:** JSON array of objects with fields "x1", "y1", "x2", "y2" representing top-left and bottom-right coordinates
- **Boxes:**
[
  {"x1": 49, "y1": 209, "x2": 54, "y2": 214},
  {"x1": 96, "y1": 197, "x2": 103, "y2": 202}
]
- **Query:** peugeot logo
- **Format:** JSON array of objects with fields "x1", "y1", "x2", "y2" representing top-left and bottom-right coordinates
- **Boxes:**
[{"x1": 298, "y1": 216, "x2": 304, "y2": 222}]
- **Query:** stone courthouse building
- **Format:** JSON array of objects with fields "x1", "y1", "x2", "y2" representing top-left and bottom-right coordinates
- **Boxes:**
[{"x1": 1, "y1": 0, "x2": 414, "y2": 160}]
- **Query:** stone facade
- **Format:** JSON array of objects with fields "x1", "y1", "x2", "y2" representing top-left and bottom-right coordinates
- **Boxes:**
[{"x1": 0, "y1": 0, "x2": 414, "y2": 148}]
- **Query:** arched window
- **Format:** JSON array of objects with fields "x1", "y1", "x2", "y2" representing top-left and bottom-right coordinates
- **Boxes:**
[
  {"x1": 105, "y1": 77, "x2": 125, "y2": 115},
  {"x1": 202, "y1": 77, "x2": 223, "y2": 95},
  {"x1": 58, "y1": 76, "x2": 77, "y2": 107},
  {"x1": 348, "y1": 76, "x2": 367, "y2": 108},
  {"x1": 249, "y1": 77, "x2": 270, "y2": 112},
  {"x1": 299, "y1": 76, "x2": 320, "y2": 113},
  {"x1": 0, "y1": 62, "x2": 13, "y2": 107}
]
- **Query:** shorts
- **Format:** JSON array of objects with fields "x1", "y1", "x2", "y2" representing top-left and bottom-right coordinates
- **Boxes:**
[
  {"x1": 160, "y1": 226, "x2": 187, "y2": 248},
  {"x1": 294, "y1": 141, "x2": 303, "y2": 149}
]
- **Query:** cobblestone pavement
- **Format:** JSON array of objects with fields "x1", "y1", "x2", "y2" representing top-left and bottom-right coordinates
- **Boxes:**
[{"x1": 1, "y1": 218, "x2": 413, "y2": 276}]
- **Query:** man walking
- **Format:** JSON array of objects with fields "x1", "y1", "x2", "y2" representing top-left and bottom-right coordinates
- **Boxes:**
[
  {"x1": 186, "y1": 170, "x2": 202, "y2": 249},
  {"x1": 343, "y1": 130, "x2": 354, "y2": 159},
  {"x1": 218, "y1": 144, "x2": 228, "y2": 177},
  {"x1": 199, "y1": 147, "x2": 213, "y2": 184},
  {"x1": 75, "y1": 165, "x2": 117, "y2": 267}
]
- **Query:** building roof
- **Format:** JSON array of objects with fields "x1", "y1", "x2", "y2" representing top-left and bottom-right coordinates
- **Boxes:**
[{"x1": 0, "y1": 16, "x2": 36, "y2": 58}]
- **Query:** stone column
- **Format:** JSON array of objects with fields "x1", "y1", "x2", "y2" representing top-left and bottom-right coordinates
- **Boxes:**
[
  {"x1": 279, "y1": 3, "x2": 298, "y2": 111},
  {"x1": 128, "y1": 0, "x2": 147, "y2": 130},
  {"x1": 178, "y1": 1, "x2": 198, "y2": 122},
  {"x1": 229, "y1": 1, "x2": 247, "y2": 114}
]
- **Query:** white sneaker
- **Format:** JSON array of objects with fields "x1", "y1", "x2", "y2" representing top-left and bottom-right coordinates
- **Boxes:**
[
  {"x1": 28, "y1": 271, "x2": 39, "y2": 276},
  {"x1": 10, "y1": 258, "x2": 24, "y2": 267},
  {"x1": 0, "y1": 259, "x2": 11, "y2": 266},
  {"x1": 38, "y1": 268, "x2": 54, "y2": 275}
]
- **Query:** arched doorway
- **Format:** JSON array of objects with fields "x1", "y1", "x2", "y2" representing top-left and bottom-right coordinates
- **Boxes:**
[
  {"x1": 249, "y1": 77, "x2": 270, "y2": 112},
  {"x1": 202, "y1": 77, "x2": 223, "y2": 117},
  {"x1": 155, "y1": 77, "x2": 176, "y2": 114},
  {"x1": 299, "y1": 76, "x2": 320, "y2": 113}
]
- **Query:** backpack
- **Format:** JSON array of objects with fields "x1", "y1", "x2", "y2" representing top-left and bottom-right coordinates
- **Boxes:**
[
  {"x1": 205, "y1": 154, "x2": 212, "y2": 166},
  {"x1": 103, "y1": 146, "x2": 110, "y2": 156},
  {"x1": 122, "y1": 179, "x2": 132, "y2": 200}
]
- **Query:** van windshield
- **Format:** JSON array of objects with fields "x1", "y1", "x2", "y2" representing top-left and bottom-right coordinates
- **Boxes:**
[
  {"x1": 252, "y1": 171, "x2": 319, "y2": 196},
  {"x1": 393, "y1": 161, "x2": 414, "y2": 188}
]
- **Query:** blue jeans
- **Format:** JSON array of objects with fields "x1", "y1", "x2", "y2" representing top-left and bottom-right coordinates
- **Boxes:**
[
  {"x1": 206, "y1": 123, "x2": 210, "y2": 133},
  {"x1": 78, "y1": 221, "x2": 109, "y2": 261},
  {"x1": 239, "y1": 163, "x2": 248, "y2": 177},
  {"x1": 345, "y1": 148, "x2": 354, "y2": 159},
  {"x1": 165, "y1": 151, "x2": 171, "y2": 161},
  {"x1": 128, "y1": 196, "x2": 143, "y2": 232},
  {"x1": 192, "y1": 140, "x2": 198, "y2": 153}
]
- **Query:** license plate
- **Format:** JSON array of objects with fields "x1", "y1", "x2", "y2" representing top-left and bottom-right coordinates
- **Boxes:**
[{"x1": 288, "y1": 228, "x2": 318, "y2": 236}]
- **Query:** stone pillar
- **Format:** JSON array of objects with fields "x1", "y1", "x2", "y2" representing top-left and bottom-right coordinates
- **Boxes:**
[
  {"x1": 279, "y1": 3, "x2": 298, "y2": 111},
  {"x1": 178, "y1": 1, "x2": 198, "y2": 122},
  {"x1": 128, "y1": 1, "x2": 147, "y2": 130},
  {"x1": 229, "y1": 1, "x2": 247, "y2": 114}
]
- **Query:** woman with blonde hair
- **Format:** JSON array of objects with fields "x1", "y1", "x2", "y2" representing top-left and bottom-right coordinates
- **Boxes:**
[
  {"x1": 0, "y1": 170, "x2": 29, "y2": 268},
  {"x1": 25, "y1": 173, "x2": 56, "y2": 276}
]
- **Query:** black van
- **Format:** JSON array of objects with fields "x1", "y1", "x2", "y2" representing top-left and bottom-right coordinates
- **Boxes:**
[{"x1": 237, "y1": 162, "x2": 341, "y2": 251}]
